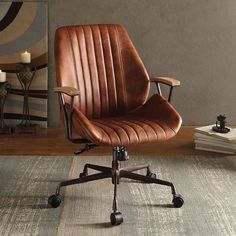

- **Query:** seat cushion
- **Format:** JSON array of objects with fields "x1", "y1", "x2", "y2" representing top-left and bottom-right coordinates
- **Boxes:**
[
  {"x1": 73, "y1": 94, "x2": 182, "y2": 146},
  {"x1": 91, "y1": 117, "x2": 176, "y2": 146}
]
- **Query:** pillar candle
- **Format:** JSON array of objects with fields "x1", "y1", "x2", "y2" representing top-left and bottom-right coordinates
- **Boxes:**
[
  {"x1": 21, "y1": 51, "x2": 31, "y2": 63},
  {"x1": 0, "y1": 70, "x2": 6, "y2": 82}
]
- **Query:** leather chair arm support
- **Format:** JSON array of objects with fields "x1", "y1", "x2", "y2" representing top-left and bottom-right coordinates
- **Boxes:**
[
  {"x1": 150, "y1": 77, "x2": 180, "y2": 87},
  {"x1": 54, "y1": 86, "x2": 80, "y2": 97},
  {"x1": 53, "y1": 86, "x2": 90, "y2": 144},
  {"x1": 150, "y1": 77, "x2": 180, "y2": 103}
]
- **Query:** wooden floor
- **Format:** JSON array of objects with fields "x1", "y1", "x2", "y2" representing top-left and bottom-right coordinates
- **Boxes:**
[{"x1": 0, "y1": 126, "x2": 222, "y2": 156}]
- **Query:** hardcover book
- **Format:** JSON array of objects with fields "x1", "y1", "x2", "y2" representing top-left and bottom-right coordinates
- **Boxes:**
[
  {"x1": 194, "y1": 125, "x2": 236, "y2": 154},
  {"x1": 195, "y1": 125, "x2": 236, "y2": 141}
]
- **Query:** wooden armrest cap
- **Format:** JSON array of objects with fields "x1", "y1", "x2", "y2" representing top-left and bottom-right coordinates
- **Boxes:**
[
  {"x1": 151, "y1": 77, "x2": 180, "y2": 86},
  {"x1": 53, "y1": 86, "x2": 80, "y2": 96}
]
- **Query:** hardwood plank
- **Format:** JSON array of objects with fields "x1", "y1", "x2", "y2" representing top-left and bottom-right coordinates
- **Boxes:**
[{"x1": 0, "y1": 126, "x2": 223, "y2": 156}]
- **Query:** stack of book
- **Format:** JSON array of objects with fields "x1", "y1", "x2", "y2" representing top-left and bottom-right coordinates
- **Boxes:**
[{"x1": 194, "y1": 125, "x2": 236, "y2": 154}]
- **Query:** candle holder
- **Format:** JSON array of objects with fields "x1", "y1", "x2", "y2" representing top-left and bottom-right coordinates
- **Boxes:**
[
  {"x1": 0, "y1": 82, "x2": 12, "y2": 134},
  {"x1": 15, "y1": 63, "x2": 39, "y2": 133}
]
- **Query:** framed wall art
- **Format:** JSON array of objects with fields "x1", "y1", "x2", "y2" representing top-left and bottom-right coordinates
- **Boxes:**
[{"x1": 0, "y1": 1, "x2": 48, "y2": 128}]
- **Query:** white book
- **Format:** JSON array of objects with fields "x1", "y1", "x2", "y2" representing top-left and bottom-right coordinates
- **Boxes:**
[
  {"x1": 195, "y1": 143, "x2": 235, "y2": 154},
  {"x1": 194, "y1": 139, "x2": 236, "y2": 151},
  {"x1": 194, "y1": 134, "x2": 236, "y2": 148},
  {"x1": 195, "y1": 125, "x2": 236, "y2": 141}
]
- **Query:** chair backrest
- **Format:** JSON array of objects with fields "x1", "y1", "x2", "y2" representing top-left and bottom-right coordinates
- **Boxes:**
[{"x1": 55, "y1": 24, "x2": 150, "y2": 119}]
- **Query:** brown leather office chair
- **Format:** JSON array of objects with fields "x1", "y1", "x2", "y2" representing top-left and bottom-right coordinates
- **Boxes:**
[{"x1": 48, "y1": 24, "x2": 184, "y2": 226}]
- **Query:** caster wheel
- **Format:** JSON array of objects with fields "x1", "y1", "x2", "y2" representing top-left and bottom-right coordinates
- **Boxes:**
[
  {"x1": 172, "y1": 194, "x2": 184, "y2": 208},
  {"x1": 48, "y1": 194, "x2": 61, "y2": 208},
  {"x1": 110, "y1": 212, "x2": 123, "y2": 226},
  {"x1": 79, "y1": 172, "x2": 88, "y2": 178},
  {"x1": 146, "y1": 172, "x2": 156, "y2": 179}
]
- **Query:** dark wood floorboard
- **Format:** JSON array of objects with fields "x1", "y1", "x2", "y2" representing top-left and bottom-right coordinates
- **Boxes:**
[{"x1": 0, "y1": 126, "x2": 223, "y2": 156}]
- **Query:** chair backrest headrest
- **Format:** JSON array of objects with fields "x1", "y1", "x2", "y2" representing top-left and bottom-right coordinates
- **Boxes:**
[{"x1": 55, "y1": 24, "x2": 150, "y2": 119}]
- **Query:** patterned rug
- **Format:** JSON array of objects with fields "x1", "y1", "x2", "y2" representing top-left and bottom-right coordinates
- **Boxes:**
[{"x1": 0, "y1": 155, "x2": 235, "y2": 236}]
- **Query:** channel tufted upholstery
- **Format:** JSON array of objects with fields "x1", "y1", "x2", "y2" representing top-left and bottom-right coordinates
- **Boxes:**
[
  {"x1": 55, "y1": 24, "x2": 150, "y2": 119},
  {"x1": 55, "y1": 24, "x2": 182, "y2": 146}
]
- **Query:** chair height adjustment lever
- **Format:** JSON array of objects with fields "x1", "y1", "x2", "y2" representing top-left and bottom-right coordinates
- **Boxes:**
[
  {"x1": 117, "y1": 147, "x2": 129, "y2": 161},
  {"x1": 74, "y1": 143, "x2": 98, "y2": 155}
]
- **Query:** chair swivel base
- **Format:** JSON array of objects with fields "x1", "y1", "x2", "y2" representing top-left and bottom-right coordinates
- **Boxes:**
[{"x1": 48, "y1": 146, "x2": 184, "y2": 226}]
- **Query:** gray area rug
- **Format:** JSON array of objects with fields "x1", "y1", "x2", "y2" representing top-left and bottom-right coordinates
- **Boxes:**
[
  {"x1": 0, "y1": 156, "x2": 73, "y2": 236},
  {"x1": 0, "y1": 155, "x2": 236, "y2": 236}
]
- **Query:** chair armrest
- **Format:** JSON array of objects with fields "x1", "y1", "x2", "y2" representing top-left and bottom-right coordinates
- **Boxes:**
[
  {"x1": 150, "y1": 77, "x2": 180, "y2": 87},
  {"x1": 54, "y1": 86, "x2": 80, "y2": 141},
  {"x1": 54, "y1": 86, "x2": 80, "y2": 96},
  {"x1": 150, "y1": 77, "x2": 180, "y2": 103},
  {"x1": 54, "y1": 86, "x2": 95, "y2": 145}
]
